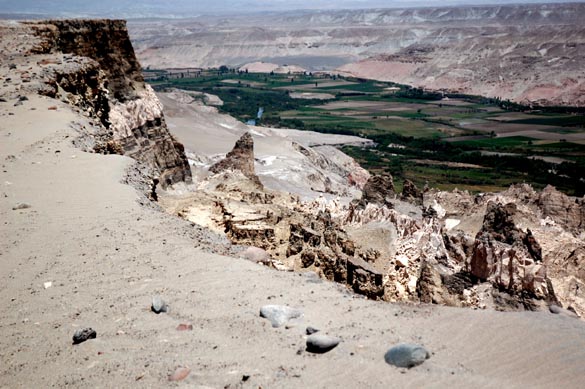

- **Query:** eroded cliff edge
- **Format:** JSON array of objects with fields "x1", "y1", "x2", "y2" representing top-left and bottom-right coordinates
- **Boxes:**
[{"x1": 2, "y1": 19, "x2": 191, "y2": 188}]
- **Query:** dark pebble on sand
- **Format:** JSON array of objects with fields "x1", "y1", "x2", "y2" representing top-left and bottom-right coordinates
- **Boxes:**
[
  {"x1": 151, "y1": 295, "x2": 168, "y2": 314},
  {"x1": 306, "y1": 334, "x2": 340, "y2": 353},
  {"x1": 72, "y1": 328, "x2": 97, "y2": 345}
]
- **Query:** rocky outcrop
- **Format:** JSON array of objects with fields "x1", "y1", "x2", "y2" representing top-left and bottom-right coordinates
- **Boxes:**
[
  {"x1": 21, "y1": 19, "x2": 191, "y2": 188},
  {"x1": 469, "y1": 202, "x2": 553, "y2": 308},
  {"x1": 417, "y1": 263, "x2": 475, "y2": 307},
  {"x1": 538, "y1": 185, "x2": 585, "y2": 234},
  {"x1": 360, "y1": 173, "x2": 394, "y2": 208},
  {"x1": 210, "y1": 132, "x2": 261, "y2": 187},
  {"x1": 169, "y1": 138, "x2": 386, "y2": 299},
  {"x1": 347, "y1": 256, "x2": 385, "y2": 299},
  {"x1": 31, "y1": 20, "x2": 145, "y2": 102},
  {"x1": 401, "y1": 179, "x2": 422, "y2": 204}
]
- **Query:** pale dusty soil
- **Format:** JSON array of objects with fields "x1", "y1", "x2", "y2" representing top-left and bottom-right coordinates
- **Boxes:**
[
  {"x1": 221, "y1": 80, "x2": 265, "y2": 87},
  {"x1": 289, "y1": 92, "x2": 335, "y2": 100},
  {"x1": 239, "y1": 62, "x2": 306, "y2": 74},
  {"x1": 315, "y1": 100, "x2": 389, "y2": 110},
  {"x1": 157, "y1": 90, "x2": 371, "y2": 199},
  {"x1": 2, "y1": 95, "x2": 585, "y2": 388}
]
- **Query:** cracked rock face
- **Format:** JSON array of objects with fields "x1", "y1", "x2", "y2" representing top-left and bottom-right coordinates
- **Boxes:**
[
  {"x1": 401, "y1": 179, "x2": 422, "y2": 204},
  {"x1": 13, "y1": 19, "x2": 192, "y2": 189}
]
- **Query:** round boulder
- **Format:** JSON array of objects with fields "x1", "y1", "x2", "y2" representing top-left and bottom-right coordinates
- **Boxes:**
[
  {"x1": 240, "y1": 246, "x2": 271, "y2": 264},
  {"x1": 259, "y1": 305, "x2": 302, "y2": 328},
  {"x1": 306, "y1": 334, "x2": 340, "y2": 354},
  {"x1": 384, "y1": 343, "x2": 430, "y2": 368}
]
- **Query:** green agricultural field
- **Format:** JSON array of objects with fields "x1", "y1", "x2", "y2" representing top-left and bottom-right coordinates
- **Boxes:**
[
  {"x1": 453, "y1": 136, "x2": 536, "y2": 149},
  {"x1": 147, "y1": 68, "x2": 585, "y2": 196}
]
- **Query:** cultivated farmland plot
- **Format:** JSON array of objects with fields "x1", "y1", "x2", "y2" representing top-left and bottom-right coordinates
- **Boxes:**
[{"x1": 148, "y1": 69, "x2": 585, "y2": 195}]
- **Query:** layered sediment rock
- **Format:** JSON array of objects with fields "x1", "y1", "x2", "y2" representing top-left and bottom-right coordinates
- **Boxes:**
[{"x1": 15, "y1": 20, "x2": 192, "y2": 188}]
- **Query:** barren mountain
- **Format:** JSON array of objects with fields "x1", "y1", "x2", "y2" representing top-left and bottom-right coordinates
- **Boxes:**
[{"x1": 129, "y1": 3, "x2": 585, "y2": 106}]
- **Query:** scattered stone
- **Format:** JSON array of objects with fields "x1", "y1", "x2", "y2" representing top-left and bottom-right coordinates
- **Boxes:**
[
  {"x1": 0, "y1": 97, "x2": 6, "y2": 102},
  {"x1": 240, "y1": 246, "x2": 271, "y2": 264},
  {"x1": 43, "y1": 281, "x2": 52, "y2": 289},
  {"x1": 549, "y1": 304, "x2": 580, "y2": 319},
  {"x1": 259, "y1": 305, "x2": 302, "y2": 328},
  {"x1": 151, "y1": 295, "x2": 168, "y2": 314},
  {"x1": 306, "y1": 334, "x2": 340, "y2": 353},
  {"x1": 176, "y1": 323, "x2": 193, "y2": 331},
  {"x1": 395, "y1": 255, "x2": 409, "y2": 268},
  {"x1": 48, "y1": 106, "x2": 58, "y2": 110},
  {"x1": 72, "y1": 328, "x2": 97, "y2": 345},
  {"x1": 306, "y1": 326, "x2": 320, "y2": 335},
  {"x1": 168, "y1": 367, "x2": 190, "y2": 382},
  {"x1": 12, "y1": 203, "x2": 31, "y2": 210},
  {"x1": 18, "y1": 95, "x2": 28, "y2": 101},
  {"x1": 384, "y1": 343, "x2": 430, "y2": 368}
]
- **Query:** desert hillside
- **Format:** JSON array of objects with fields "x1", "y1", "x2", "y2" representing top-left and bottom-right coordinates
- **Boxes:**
[
  {"x1": 129, "y1": 3, "x2": 585, "y2": 106},
  {"x1": 2, "y1": 18, "x2": 585, "y2": 389}
]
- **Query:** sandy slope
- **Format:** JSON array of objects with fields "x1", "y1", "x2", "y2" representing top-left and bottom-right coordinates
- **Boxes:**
[
  {"x1": 2, "y1": 97, "x2": 585, "y2": 388},
  {"x1": 157, "y1": 90, "x2": 371, "y2": 199}
]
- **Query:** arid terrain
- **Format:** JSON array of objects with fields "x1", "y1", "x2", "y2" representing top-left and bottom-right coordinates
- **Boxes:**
[
  {"x1": 129, "y1": 3, "x2": 585, "y2": 106},
  {"x1": 2, "y1": 12, "x2": 585, "y2": 389}
]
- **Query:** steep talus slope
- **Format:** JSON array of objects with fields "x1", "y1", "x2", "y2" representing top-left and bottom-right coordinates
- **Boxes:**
[{"x1": 1, "y1": 20, "x2": 191, "y2": 188}]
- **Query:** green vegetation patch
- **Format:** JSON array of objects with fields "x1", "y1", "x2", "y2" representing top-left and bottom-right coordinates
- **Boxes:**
[
  {"x1": 147, "y1": 67, "x2": 585, "y2": 195},
  {"x1": 453, "y1": 136, "x2": 536, "y2": 149}
]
